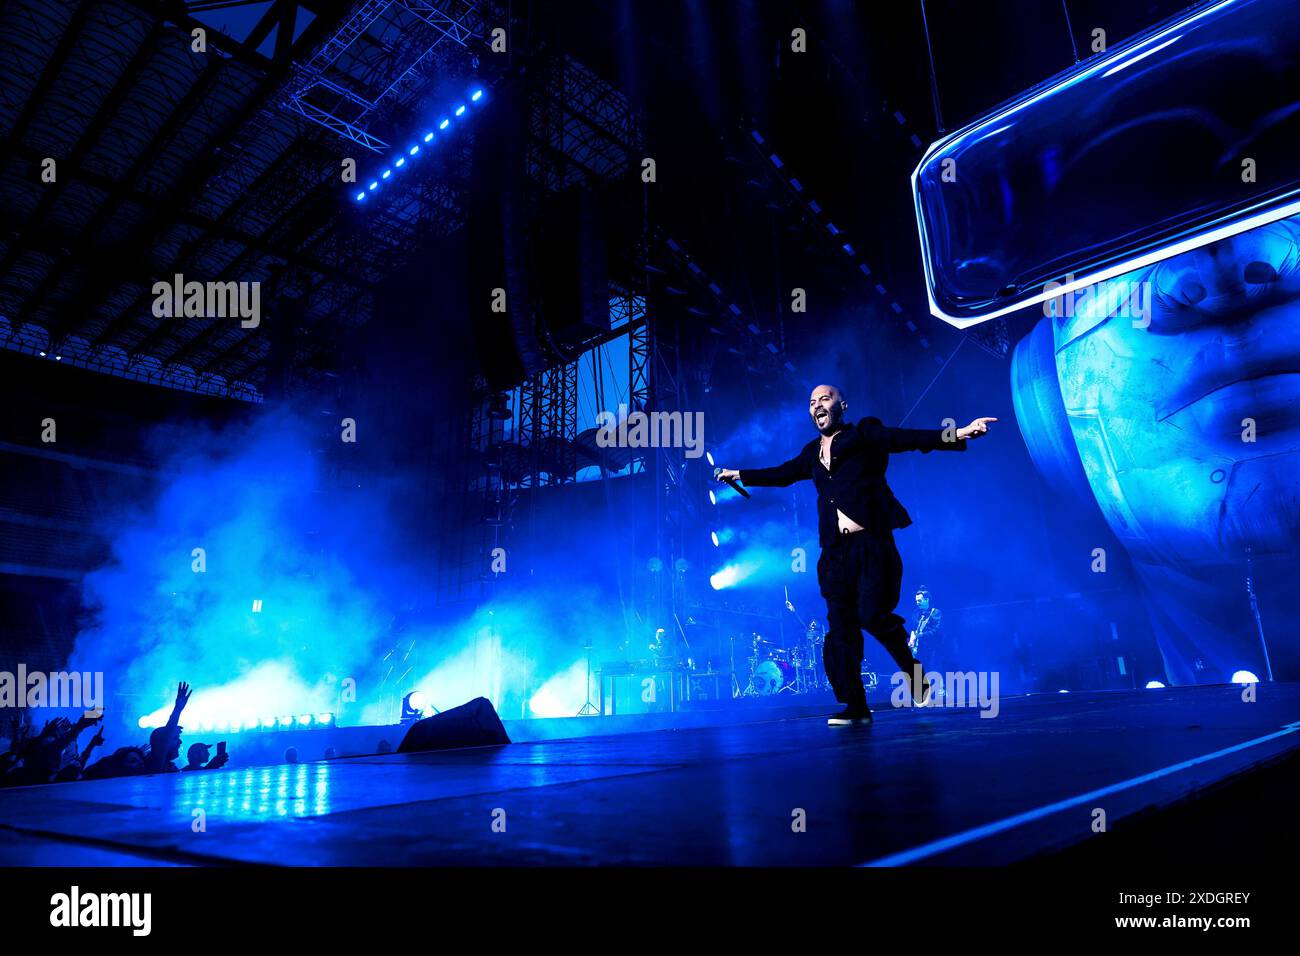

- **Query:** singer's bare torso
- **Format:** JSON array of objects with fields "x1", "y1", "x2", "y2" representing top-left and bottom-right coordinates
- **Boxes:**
[{"x1": 819, "y1": 430, "x2": 866, "y2": 534}]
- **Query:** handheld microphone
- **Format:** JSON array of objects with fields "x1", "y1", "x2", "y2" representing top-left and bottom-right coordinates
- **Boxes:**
[{"x1": 713, "y1": 467, "x2": 751, "y2": 499}]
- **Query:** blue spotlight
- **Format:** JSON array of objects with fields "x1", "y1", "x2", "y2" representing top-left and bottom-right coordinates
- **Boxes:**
[
  {"x1": 355, "y1": 191, "x2": 365, "y2": 201},
  {"x1": 706, "y1": 451, "x2": 715, "y2": 466},
  {"x1": 368, "y1": 181, "x2": 378, "y2": 191},
  {"x1": 1144, "y1": 680, "x2": 1167, "y2": 689},
  {"x1": 708, "y1": 490, "x2": 717, "y2": 505},
  {"x1": 710, "y1": 531, "x2": 720, "y2": 547},
  {"x1": 1231, "y1": 670, "x2": 1260, "y2": 684},
  {"x1": 316, "y1": 713, "x2": 333, "y2": 725},
  {"x1": 354, "y1": 88, "x2": 489, "y2": 206},
  {"x1": 296, "y1": 714, "x2": 313, "y2": 726}
]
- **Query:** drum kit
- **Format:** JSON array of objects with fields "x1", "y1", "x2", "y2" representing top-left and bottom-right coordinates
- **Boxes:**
[
  {"x1": 738, "y1": 625, "x2": 831, "y2": 697},
  {"x1": 619, "y1": 593, "x2": 891, "y2": 700}
]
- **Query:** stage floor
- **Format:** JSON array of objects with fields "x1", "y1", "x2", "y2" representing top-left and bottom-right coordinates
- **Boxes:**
[{"x1": 1, "y1": 683, "x2": 1298, "y2": 866}]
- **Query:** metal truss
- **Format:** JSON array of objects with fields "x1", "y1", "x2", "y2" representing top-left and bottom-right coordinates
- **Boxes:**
[
  {"x1": 526, "y1": 53, "x2": 641, "y2": 191},
  {"x1": 279, "y1": 0, "x2": 492, "y2": 153},
  {"x1": 512, "y1": 360, "x2": 578, "y2": 487},
  {"x1": 620, "y1": 289, "x2": 650, "y2": 476}
]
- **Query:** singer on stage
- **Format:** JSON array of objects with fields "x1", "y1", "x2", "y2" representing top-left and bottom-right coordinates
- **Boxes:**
[{"x1": 716, "y1": 385, "x2": 995, "y2": 725}]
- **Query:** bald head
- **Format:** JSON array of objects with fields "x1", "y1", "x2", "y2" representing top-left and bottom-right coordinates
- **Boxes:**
[{"x1": 809, "y1": 384, "x2": 847, "y2": 435}]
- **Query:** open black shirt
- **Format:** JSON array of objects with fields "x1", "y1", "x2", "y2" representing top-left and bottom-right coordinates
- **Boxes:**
[{"x1": 740, "y1": 417, "x2": 966, "y2": 547}]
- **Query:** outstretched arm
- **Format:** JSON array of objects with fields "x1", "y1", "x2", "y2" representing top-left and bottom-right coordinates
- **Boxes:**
[
  {"x1": 78, "y1": 725, "x2": 105, "y2": 768},
  {"x1": 717, "y1": 447, "x2": 811, "y2": 488},
  {"x1": 860, "y1": 416, "x2": 996, "y2": 453},
  {"x1": 165, "y1": 681, "x2": 192, "y2": 730}
]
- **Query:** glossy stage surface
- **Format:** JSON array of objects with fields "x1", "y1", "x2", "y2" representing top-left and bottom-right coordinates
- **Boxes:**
[{"x1": 1, "y1": 684, "x2": 1297, "y2": 866}]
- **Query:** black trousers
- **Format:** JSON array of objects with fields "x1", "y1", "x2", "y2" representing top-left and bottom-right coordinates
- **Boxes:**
[{"x1": 817, "y1": 529, "x2": 918, "y2": 708}]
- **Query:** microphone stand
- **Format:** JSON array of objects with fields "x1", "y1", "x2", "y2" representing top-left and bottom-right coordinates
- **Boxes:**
[{"x1": 577, "y1": 636, "x2": 601, "y2": 716}]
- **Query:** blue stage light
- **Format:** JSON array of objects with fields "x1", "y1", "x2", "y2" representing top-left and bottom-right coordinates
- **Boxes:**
[
  {"x1": 708, "y1": 490, "x2": 716, "y2": 505},
  {"x1": 260, "y1": 716, "x2": 276, "y2": 729},
  {"x1": 1144, "y1": 680, "x2": 1167, "y2": 689},
  {"x1": 355, "y1": 86, "x2": 488, "y2": 206},
  {"x1": 706, "y1": 451, "x2": 715, "y2": 466},
  {"x1": 368, "y1": 181, "x2": 377, "y2": 191},
  {"x1": 297, "y1": 714, "x2": 312, "y2": 726},
  {"x1": 710, "y1": 531, "x2": 720, "y2": 547},
  {"x1": 316, "y1": 713, "x2": 333, "y2": 725},
  {"x1": 1230, "y1": 670, "x2": 1260, "y2": 684},
  {"x1": 355, "y1": 191, "x2": 365, "y2": 201},
  {"x1": 277, "y1": 715, "x2": 293, "y2": 728}
]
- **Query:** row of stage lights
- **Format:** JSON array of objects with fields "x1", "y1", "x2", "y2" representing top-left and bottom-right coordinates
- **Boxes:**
[
  {"x1": 131, "y1": 677, "x2": 1262, "y2": 734},
  {"x1": 704, "y1": 452, "x2": 737, "y2": 589},
  {"x1": 137, "y1": 713, "x2": 335, "y2": 733},
  {"x1": 705, "y1": 452, "x2": 721, "y2": 545},
  {"x1": 353, "y1": 87, "x2": 485, "y2": 204}
]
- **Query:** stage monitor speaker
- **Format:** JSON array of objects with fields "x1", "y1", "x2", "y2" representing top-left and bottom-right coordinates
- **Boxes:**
[{"x1": 397, "y1": 697, "x2": 512, "y2": 753}]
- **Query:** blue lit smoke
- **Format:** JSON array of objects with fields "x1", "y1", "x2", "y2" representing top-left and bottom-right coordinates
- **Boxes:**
[
  {"x1": 68, "y1": 405, "x2": 426, "y2": 739},
  {"x1": 708, "y1": 520, "x2": 816, "y2": 591},
  {"x1": 66, "y1": 403, "x2": 617, "y2": 741}
]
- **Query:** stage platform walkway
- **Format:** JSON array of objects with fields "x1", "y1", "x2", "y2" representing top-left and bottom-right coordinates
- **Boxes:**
[{"x1": 1, "y1": 684, "x2": 1297, "y2": 866}]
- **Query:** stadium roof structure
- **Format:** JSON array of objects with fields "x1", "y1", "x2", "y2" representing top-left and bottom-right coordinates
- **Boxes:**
[{"x1": 0, "y1": 0, "x2": 496, "y2": 400}]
